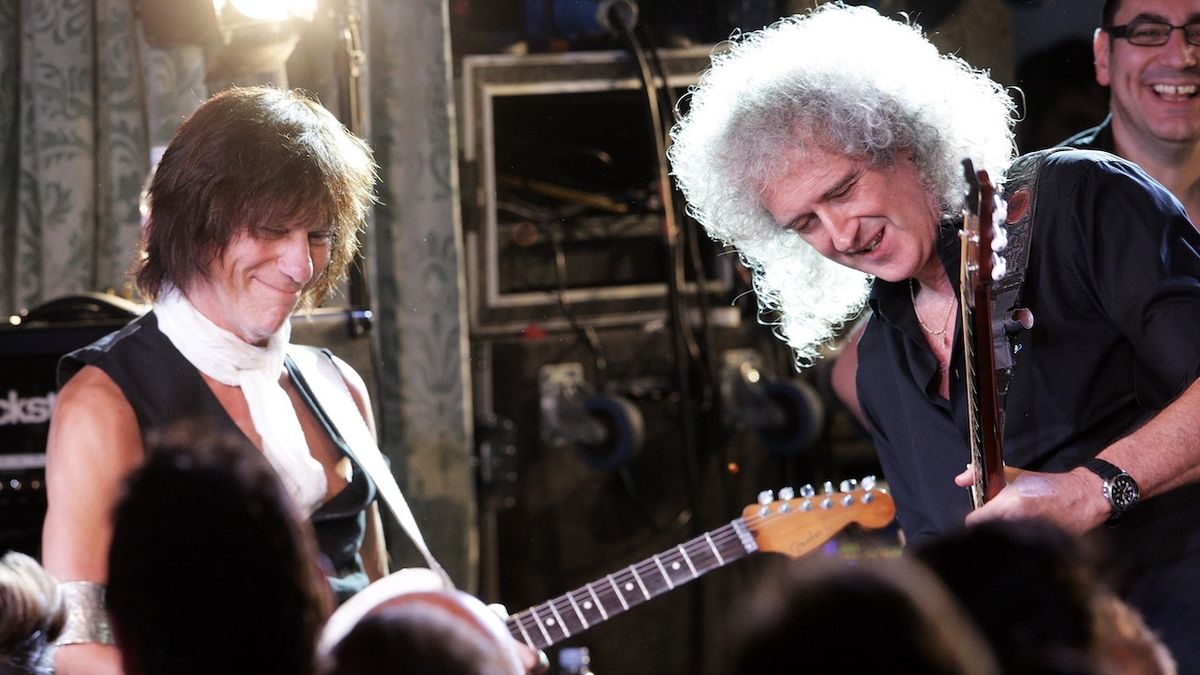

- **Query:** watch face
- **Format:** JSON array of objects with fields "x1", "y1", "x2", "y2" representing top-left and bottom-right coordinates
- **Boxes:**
[{"x1": 1108, "y1": 474, "x2": 1140, "y2": 511}]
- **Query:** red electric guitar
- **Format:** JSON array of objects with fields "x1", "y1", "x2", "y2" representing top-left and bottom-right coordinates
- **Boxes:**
[{"x1": 960, "y1": 160, "x2": 1008, "y2": 508}]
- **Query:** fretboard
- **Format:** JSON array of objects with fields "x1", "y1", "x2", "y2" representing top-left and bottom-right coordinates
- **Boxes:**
[
  {"x1": 505, "y1": 518, "x2": 759, "y2": 650},
  {"x1": 960, "y1": 298, "x2": 988, "y2": 509}
]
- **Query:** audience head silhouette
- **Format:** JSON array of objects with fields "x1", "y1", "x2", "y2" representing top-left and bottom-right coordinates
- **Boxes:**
[
  {"x1": 723, "y1": 555, "x2": 999, "y2": 675},
  {"x1": 0, "y1": 551, "x2": 65, "y2": 675},
  {"x1": 318, "y1": 567, "x2": 525, "y2": 675},
  {"x1": 915, "y1": 519, "x2": 1103, "y2": 674},
  {"x1": 106, "y1": 424, "x2": 330, "y2": 675}
]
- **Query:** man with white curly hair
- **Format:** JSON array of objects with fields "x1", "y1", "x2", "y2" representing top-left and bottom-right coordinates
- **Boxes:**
[{"x1": 670, "y1": 3, "x2": 1200, "y2": 670}]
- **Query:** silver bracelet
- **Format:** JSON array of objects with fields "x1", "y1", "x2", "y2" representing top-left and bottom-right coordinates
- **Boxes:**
[{"x1": 53, "y1": 581, "x2": 114, "y2": 647}]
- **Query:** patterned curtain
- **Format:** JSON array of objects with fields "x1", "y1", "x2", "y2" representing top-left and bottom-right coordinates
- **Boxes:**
[
  {"x1": 0, "y1": 0, "x2": 208, "y2": 317},
  {"x1": 1, "y1": 0, "x2": 136, "y2": 315},
  {"x1": 367, "y1": 0, "x2": 478, "y2": 588}
]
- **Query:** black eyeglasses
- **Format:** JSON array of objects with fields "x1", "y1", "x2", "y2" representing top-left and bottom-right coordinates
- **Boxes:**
[{"x1": 1106, "y1": 21, "x2": 1200, "y2": 46}]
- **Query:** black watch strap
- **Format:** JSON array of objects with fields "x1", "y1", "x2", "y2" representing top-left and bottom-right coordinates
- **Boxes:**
[{"x1": 1084, "y1": 457, "x2": 1122, "y2": 481}]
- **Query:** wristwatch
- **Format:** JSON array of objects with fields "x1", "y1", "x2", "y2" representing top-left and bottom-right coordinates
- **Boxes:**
[{"x1": 1083, "y1": 458, "x2": 1139, "y2": 519}]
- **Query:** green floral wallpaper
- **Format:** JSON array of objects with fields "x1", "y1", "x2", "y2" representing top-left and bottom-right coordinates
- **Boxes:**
[
  {"x1": 368, "y1": 0, "x2": 477, "y2": 588},
  {"x1": 1, "y1": 0, "x2": 147, "y2": 315}
]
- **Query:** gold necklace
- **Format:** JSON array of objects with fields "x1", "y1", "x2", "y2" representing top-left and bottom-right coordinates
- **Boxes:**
[{"x1": 909, "y1": 279, "x2": 954, "y2": 337}]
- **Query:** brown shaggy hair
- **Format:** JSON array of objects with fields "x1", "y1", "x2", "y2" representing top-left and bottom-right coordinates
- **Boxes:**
[{"x1": 136, "y1": 86, "x2": 376, "y2": 308}]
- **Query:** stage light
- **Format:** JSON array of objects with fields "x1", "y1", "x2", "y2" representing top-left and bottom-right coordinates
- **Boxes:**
[
  {"x1": 203, "y1": 0, "x2": 320, "y2": 86},
  {"x1": 214, "y1": 0, "x2": 317, "y2": 26}
]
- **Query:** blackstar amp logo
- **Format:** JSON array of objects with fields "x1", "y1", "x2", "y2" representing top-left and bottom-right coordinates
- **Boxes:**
[{"x1": 0, "y1": 390, "x2": 57, "y2": 426}]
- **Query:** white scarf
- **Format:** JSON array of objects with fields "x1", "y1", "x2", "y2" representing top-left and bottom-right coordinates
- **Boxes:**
[{"x1": 154, "y1": 287, "x2": 328, "y2": 515}]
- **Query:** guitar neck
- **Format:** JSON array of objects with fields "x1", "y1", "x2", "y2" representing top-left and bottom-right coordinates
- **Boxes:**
[
  {"x1": 960, "y1": 161, "x2": 1007, "y2": 508},
  {"x1": 960, "y1": 287, "x2": 1006, "y2": 508},
  {"x1": 506, "y1": 518, "x2": 758, "y2": 650}
]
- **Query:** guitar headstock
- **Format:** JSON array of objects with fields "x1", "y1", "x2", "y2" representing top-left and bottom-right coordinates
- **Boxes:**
[
  {"x1": 742, "y1": 476, "x2": 896, "y2": 559},
  {"x1": 961, "y1": 159, "x2": 1010, "y2": 303}
]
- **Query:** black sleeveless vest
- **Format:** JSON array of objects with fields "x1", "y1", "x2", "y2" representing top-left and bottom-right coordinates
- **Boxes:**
[{"x1": 59, "y1": 312, "x2": 376, "y2": 604}]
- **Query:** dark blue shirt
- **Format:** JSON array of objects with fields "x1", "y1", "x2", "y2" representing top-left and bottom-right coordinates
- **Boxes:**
[{"x1": 1060, "y1": 115, "x2": 1114, "y2": 153}]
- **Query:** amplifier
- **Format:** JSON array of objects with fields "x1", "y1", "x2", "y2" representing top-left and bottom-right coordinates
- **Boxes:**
[
  {"x1": 0, "y1": 304, "x2": 136, "y2": 556},
  {"x1": 0, "y1": 297, "x2": 377, "y2": 556}
]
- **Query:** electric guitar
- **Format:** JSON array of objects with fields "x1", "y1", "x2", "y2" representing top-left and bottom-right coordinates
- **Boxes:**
[
  {"x1": 505, "y1": 477, "x2": 896, "y2": 650},
  {"x1": 960, "y1": 160, "x2": 1008, "y2": 508}
]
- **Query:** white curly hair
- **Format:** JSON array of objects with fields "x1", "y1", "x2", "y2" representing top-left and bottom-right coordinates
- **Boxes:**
[{"x1": 668, "y1": 2, "x2": 1016, "y2": 366}]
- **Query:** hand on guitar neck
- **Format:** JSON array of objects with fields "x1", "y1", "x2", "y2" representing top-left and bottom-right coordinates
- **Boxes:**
[
  {"x1": 955, "y1": 463, "x2": 1022, "y2": 494},
  {"x1": 954, "y1": 463, "x2": 1113, "y2": 536}
]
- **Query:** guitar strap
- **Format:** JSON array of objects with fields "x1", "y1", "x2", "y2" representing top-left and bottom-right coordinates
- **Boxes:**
[
  {"x1": 285, "y1": 345, "x2": 454, "y2": 589},
  {"x1": 990, "y1": 147, "x2": 1067, "y2": 411}
]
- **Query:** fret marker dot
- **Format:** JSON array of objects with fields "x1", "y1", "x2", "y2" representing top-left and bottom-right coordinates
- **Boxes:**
[
  {"x1": 624, "y1": 582, "x2": 634, "y2": 592},
  {"x1": 583, "y1": 601, "x2": 593, "y2": 610},
  {"x1": 547, "y1": 619, "x2": 556, "y2": 626},
  {"x1": 671, "y1": 562, "x2": 681, "y2": 570}
]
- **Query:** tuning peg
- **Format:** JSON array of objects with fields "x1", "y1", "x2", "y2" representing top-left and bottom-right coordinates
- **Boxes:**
[
  {"x1": 822, "y1": 481, "x2": 834, "y2": 495},
  {"x1": 841, "y1": 494, "x2": 855, "y2": 506},
  {"x1": 992, "y1": 195, "x2": 1008, "y2": 225},
  {"x1": 800, "y1": 484, "x2": 816, "y2": 498},
  {"x1": 992, "y1": 225, "x2": 1008, "y2": 252},
  {"x1": 757, "y1": 490, "x2": 774, "y2": 505},
  {"x1": 839, "y1": 478, "x2": 857, "y2": 493},
  {"x1": 861, "y1": 475, "x2": 877, "y2": 491},
  {"x1": 779, "y1": 486, "x2": 795, "y2": 501},
  {"x1": 992, "y1": 253, "x2": 1007, "y2": 281},
  {"x1": 862, "y1": 492, "x2": 876, "y2": 504},
  {"x1": 821, "y1": 496, "x2": 834, "y2": 510}
]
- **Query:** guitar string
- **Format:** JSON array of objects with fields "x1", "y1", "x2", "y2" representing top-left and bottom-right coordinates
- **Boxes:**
[
  {"x1": 521, "y1": 496, "x2": 881, "y2": 621},
  {"x1": 960, "y1": 299, "x2": 990, "y2": 505},
  {"x1": 515, "y1": 493, "x2": 890, "y2": 644},
  {"x1": 511, "y1": 533, "x2": 730, "y2": 620},
  {"x1": 523, "y1": 524, "x2": 745, "y2": 619},
  {"x1": 520, "y1": 488, "x2": 887, "y2": 600},
  {"x1": 524, "y1": 491, "x2": 885, "y2": 620},
  {"x1": 521, "y1": 548, "x2": 712, "y2": 633}
]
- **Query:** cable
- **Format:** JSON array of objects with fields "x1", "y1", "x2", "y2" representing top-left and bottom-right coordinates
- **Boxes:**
[
  {"x1": 547, "y1": 226, "x2": 609, "y2": 380},
  {"x1": 635, "y1": 19, "x2": 718, "y2": 391},
  {"x1": 609, "y1": 17, "x2": 724, "y2": 670},
  {"x1": 631, "y1": 15, "x2": 719, "y2": 420},
  {"x1": 611, "y1": 9, "x2": 704, "y2": 509}
]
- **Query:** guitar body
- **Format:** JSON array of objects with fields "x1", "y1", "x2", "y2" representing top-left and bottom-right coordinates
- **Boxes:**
[{"x1": 317, "y1": 567, "x2": 527, "y2": 674}]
